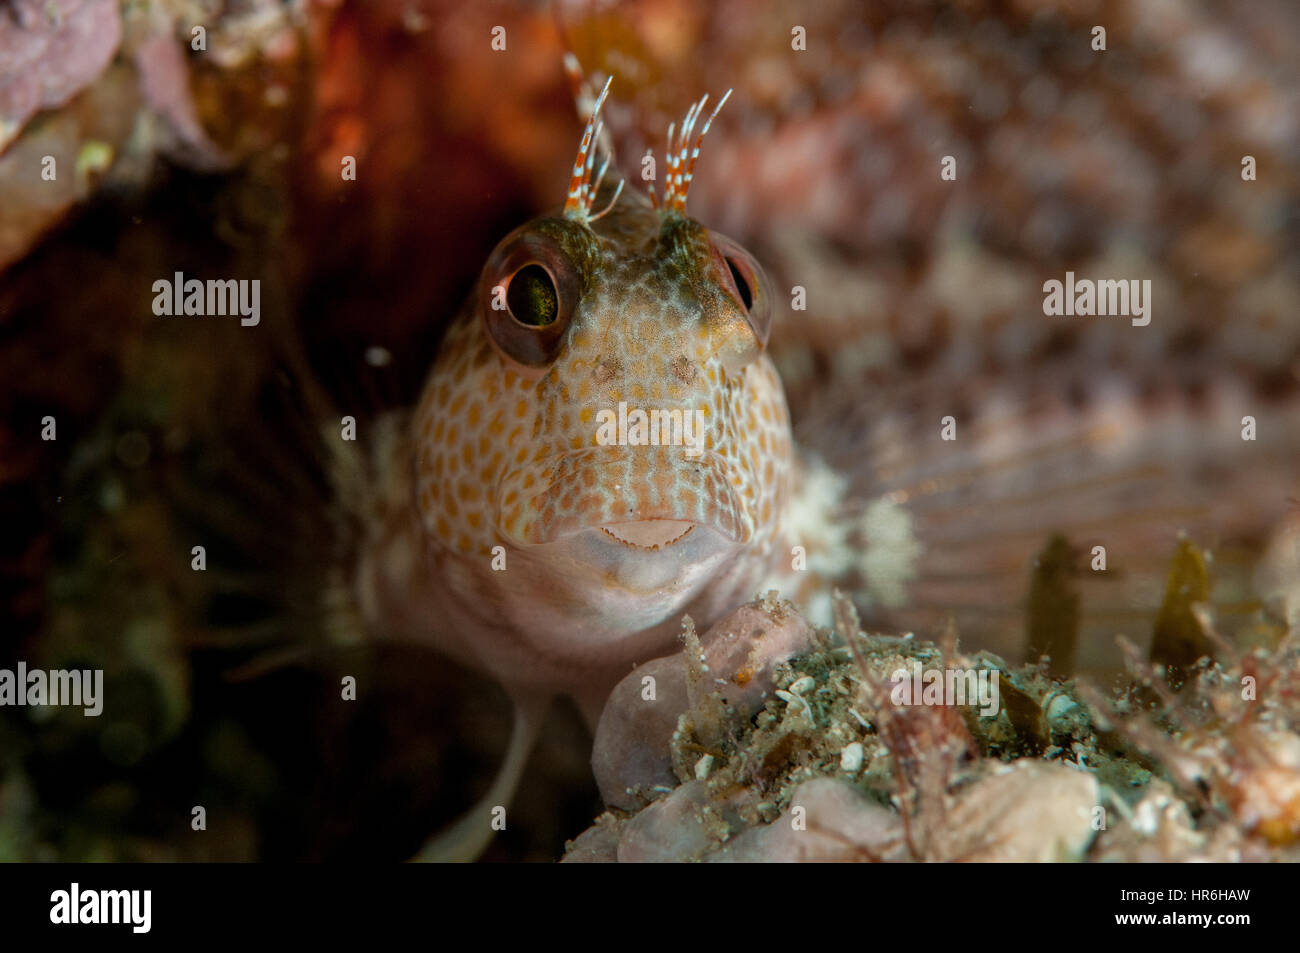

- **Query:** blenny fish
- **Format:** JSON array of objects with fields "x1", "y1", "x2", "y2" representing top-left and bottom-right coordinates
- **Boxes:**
[
  {"x1": 354, "y1": 74, "x2": 821, "y2": 859},
  {"x1": 342, "y1": 11, "x2": 1300, "y2": 858}
]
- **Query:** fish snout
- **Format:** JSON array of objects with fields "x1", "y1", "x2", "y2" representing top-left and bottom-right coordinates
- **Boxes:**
[{"x1": 497, "y1": 445, "x2": 751, "y2": 547}]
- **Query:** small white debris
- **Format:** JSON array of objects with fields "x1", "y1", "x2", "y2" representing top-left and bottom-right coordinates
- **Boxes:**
[
  {"x1": 1045, "y1": 692, "x2": 1078, "y2": 722},
  {"x1": 694, "y1": 754, "x2": 715, "y2": 780},
  {"x1": 840, "y1": 741, "x2": 864, "y2": 774},
  {"x1": 364, "y1": 345, "x2": 392, "y2": 367},
  {"x1": 1131, "y1": 798, "x2": 1161, "y2": 835},
  {"x1": 789, "y1": 676, "x2": 815, "y2": 695}
]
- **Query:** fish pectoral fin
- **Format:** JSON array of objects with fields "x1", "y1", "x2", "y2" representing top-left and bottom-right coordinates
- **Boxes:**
[{"x1": 413, "y1": 691, "x2": 552, "y2": 863}]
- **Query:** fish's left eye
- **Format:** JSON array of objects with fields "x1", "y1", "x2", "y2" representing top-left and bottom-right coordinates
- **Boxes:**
[
  {"x1": 727, "y1": 258, "x2": 754, "y2": 310},
  {"x1": 709, "y1": 232, "x2": 772, "y2": 349}
]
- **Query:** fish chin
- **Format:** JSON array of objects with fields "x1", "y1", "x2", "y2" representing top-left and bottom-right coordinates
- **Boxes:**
[{"x1": 545, "y1": 522, "x2": 740, "y2": 630}]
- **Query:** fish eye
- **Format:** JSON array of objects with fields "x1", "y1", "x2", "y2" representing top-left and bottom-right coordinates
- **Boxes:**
[
  {"x1": 507, "y1": 265, "x2": 559, "y2": 327},
  {"x1": 726, "y1": 258, "x2": 754, "y2": 310},
  {"x1": 480, "y1": 226, "x2": 582, "y2": 368},
  {"x1": 710, "y1": 232, "x2": 772, "y2": 349}
]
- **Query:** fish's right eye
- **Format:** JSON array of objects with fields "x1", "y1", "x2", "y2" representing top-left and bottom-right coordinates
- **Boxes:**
[
  {"x1": 480, "y1": 229, "x2": 581, "y2": 368},
  {"x1": 507, "y1": 264, "x2": 560, "y2": 327}
]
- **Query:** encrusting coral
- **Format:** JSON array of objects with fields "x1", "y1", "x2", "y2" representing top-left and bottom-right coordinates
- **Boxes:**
[{"x1": 567, "y1": 580, "x2": 1300, "y2": 863}]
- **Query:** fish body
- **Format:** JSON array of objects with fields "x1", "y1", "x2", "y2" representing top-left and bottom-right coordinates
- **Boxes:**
[{"x1": 357, "y1": 88, "x2": 797, "y2": 718}]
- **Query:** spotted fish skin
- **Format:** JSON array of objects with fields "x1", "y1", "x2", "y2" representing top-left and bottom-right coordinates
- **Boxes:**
[{"x1": 357, "y1": 180, "x2": 794, "y2": 710}]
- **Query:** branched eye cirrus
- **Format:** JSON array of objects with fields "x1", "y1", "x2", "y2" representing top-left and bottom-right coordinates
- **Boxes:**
[{"x1": 481, "y1": 227, "x2": 582, "y2": 368}]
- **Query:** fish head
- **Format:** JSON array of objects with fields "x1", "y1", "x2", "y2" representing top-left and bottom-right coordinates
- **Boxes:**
[{"x1": 413, "y1": 197, "x2": 791, "y2": 631}]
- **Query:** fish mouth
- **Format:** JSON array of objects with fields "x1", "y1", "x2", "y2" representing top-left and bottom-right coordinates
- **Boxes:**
[
  {"x1": 600, "y1": 520, "x2": 696, "y2": 549},
  {"x1": 497, "y1": 446, "x2": 751, "y2": 548}
]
